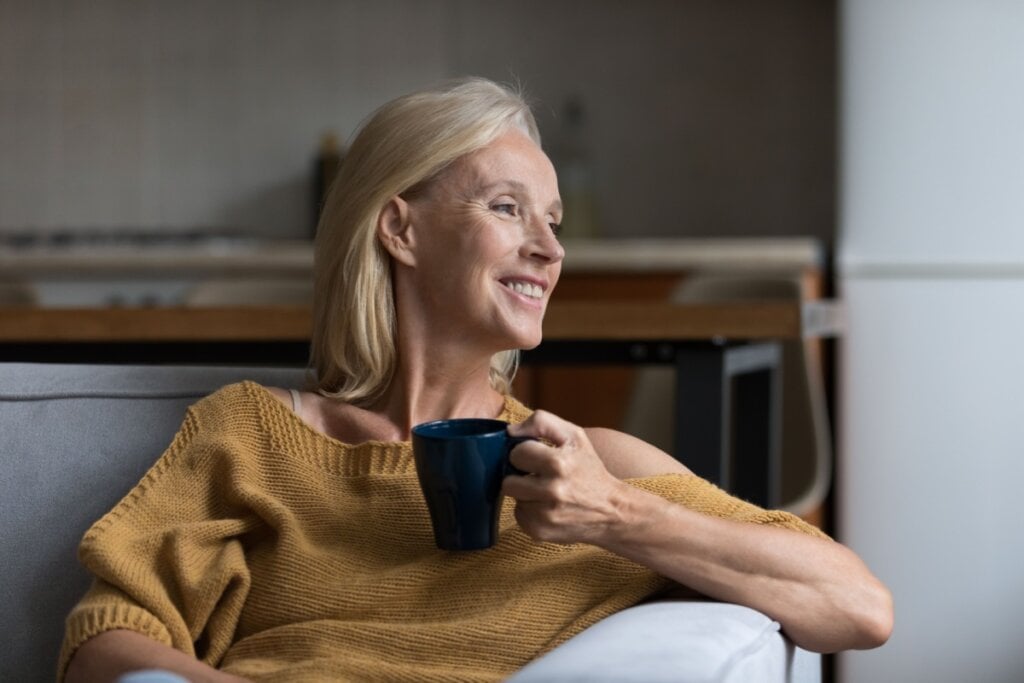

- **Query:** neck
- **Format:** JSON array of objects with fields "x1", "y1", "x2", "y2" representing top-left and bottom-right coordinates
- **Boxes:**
[
  {"x1": 370, "y1": 347, "x2": 507, "y2": 440},
  {"x1": 370, "y1": 272, "x2": 513, "y2": 438}
]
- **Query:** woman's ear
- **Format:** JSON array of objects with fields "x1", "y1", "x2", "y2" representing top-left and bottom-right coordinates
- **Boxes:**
[{"x1": 376, "y1": 195, "x2": 416, "y2": 267}]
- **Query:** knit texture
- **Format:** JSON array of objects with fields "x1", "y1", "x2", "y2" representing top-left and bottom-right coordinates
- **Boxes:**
[{"x1": 59, "y1": 382, "x2": 825, "y2": 682}]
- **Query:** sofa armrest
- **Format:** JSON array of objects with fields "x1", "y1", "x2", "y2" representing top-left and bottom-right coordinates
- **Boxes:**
[
  {"x1": 507, "y1": 600, "x2": 821, "y2": 683},
  {"x1": 0, "y1": 363, "x2": 308, "y2": 682}
]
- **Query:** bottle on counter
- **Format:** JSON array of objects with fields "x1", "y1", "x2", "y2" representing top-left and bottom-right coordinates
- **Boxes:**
[
  {"x1": 312, "y1": 132, "x2": 345, "y2": 239},
  {"x1": 549, "y1": 96, "x2": 599, "y2": 239}
]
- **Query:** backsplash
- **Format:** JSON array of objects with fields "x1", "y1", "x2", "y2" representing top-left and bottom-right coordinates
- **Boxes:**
[
  {"x1": 0, "y1": 0, "x2": 835, "y2": 244},
  {"x1": 0, "y1": 0, "x2": 448, "y2": 238}
]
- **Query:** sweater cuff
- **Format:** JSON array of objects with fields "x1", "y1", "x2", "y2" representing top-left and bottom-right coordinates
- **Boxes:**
[{"x1": 58, "y1": 603, "x2": 174, "y2": 682}]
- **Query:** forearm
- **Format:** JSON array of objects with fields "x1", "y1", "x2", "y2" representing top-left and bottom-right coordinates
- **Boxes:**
[
  {"x1": 65, "y1": 630, "x2": 249, "y2": 683},
  {"x1": 504, "y1": 414, "x2": 892, "y2": 651},
  {"x1": 599, "y1": 483, "x2": 893, "y2": 653}
]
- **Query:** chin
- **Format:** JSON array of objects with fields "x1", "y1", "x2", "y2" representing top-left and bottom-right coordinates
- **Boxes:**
[
  {"x1": 495, "y1": 327, "x2": 543, "y2": 352},
  {"x1": 510, "y1": 340, "x2": 541, "y2": 352},
  {"x1": 513, "y1": 332, "x2": 544, "y2": 351},
  {"x1": 487, "y1": 311, "x2": 545, "y2": 352}
]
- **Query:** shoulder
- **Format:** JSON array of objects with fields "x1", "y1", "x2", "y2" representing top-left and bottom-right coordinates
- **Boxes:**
[
  {"x1": 585, "y1": 426, "x2": 691, "y2": 480},
  {"x1": 264, "y1": 386, "x2": 293, "y2": 409},
  {"x1": 258, "y1": 386, "x2": 379, "y2": 443},
  {"x1": 190, "y1": 381, "x2": 268, "y2": 417},
  {"x1": 185, "y1": 381, "x2": 291, "y2": 440}
]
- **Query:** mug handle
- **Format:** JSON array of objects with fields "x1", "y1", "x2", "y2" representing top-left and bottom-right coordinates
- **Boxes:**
[{"x1": 505, "y1": 435, "x2": 537, "y2": 476}]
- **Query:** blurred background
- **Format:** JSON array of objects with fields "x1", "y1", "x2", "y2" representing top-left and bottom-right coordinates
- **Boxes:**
[
  {"x1": 3, "y1": 1, "x2": 1023, "y2": 682},
  {"x1": 0, "y1": 0, "x2": 834, "y2": 245}
]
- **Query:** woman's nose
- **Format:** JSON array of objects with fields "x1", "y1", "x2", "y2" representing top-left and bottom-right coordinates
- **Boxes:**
[{"x1": 523, "y1": 216, "x2": 565, "y2": 264}]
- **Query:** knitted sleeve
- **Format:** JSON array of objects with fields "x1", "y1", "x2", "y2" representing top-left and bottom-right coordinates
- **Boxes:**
[
  {"x1": 630, "y1": 473, "x2": 830, "y2": 540},
  {"x1": 503, "y1": 396, "x2": 826, "y2": 538},
  {"x1": 58, "y1": 404, "x2": 255, "y2": 681}
]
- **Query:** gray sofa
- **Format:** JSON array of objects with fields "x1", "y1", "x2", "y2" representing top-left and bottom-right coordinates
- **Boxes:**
[{"x1": 0, "y1": 362, "x2": 821, "y2": 682}]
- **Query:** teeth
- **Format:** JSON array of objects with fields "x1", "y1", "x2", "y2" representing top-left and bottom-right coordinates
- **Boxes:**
[{"x1": 505, "y1": 281, "x2": 543, "y2": 299}]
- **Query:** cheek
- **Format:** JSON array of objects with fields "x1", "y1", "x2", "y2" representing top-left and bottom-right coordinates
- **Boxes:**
[
  {"x1": 422, "y1": 235, "x2": 495, "y2": 293},
  {"x1": 476, "y1": 222, "x2": 521, "y2": 257},
  {"x1": 549, "y1": 263, "x2": 563, "y2": 291},
  {"x1": 458, "y1": 225, "x2": 518, "y2": 274},
  {"x1": 418, "y1": 214, "x2": 518, "y2": 288}
]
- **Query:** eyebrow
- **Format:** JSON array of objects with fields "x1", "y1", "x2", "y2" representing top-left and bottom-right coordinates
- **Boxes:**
[{"x1": 478, "y1": 180, "x2": 563, "y2": 213}]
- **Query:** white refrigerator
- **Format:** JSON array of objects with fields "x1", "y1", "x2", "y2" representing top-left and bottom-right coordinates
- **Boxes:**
[{"x1": 837, "y1": 1, "x2": 1024, "y2": 681}]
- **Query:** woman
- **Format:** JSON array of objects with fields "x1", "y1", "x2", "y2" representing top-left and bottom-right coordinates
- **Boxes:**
[{"x1": 61, "y1": 78, "x2": 892, "y2": 683}]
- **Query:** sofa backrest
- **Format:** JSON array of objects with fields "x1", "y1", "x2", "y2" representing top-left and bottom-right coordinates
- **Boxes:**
[{"x1": 0, "y1": 363, "x2": 307, "y2": 682}]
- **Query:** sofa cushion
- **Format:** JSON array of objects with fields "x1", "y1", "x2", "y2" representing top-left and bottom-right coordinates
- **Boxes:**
[
  {"x1": 0, "y1": 363, "x2": 305, "y2": 681},
  {"x1": 508, "y1": 600, "x2": 818, "y2": 682}
]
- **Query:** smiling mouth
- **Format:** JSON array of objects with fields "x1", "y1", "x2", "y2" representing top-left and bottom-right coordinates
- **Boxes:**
[{"x1": 501, "y1": 279, "x2": 544, "y2": 300}]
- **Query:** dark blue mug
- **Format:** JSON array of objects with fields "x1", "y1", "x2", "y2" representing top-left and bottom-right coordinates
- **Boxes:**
[{"x1": 411, "y1": 418, "x2": 530, "y2": 551}]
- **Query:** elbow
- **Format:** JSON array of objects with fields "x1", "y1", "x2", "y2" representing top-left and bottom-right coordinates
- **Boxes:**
[
  {"x1": 849, "y1": 579, "x2": 894, "y2": 650},
  {"x1": 829, "y1": 543, "x2": 894, "y2": 651},
  {"x1": 864, "y1": 585, "x2": 895, "y2": 649},
  {"x1": 799, "y1": 573, "x2": 893, "y2": 653}
]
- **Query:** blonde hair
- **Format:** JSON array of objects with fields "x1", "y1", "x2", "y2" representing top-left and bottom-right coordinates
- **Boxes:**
[{"x1": 311, "y1": 77, "x2": 541, "y2": 405}]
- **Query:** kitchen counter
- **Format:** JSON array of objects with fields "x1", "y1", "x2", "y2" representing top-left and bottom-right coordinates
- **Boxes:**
[
  {"x1": 1, "y1": 237, "x2": 824, "y2": 307},
  {"x1": 563, "y1": 238, "x2": 823, "y2": 272},
  {"x1": 1, "y1": 237, "x2": 823, "y2": 276},
  {"x1": 0, "y1": 238, "x2": 312, "y2": 277}
]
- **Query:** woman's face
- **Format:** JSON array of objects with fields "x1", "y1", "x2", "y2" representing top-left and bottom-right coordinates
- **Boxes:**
[{"x1": 401, "y1": 128, "x2": 565, "y2": 352}]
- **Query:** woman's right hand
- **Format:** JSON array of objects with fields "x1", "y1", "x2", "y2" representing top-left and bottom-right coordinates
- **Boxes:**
[{"x1": 502, "y1": 410, "x2": 639, "y2": 546}]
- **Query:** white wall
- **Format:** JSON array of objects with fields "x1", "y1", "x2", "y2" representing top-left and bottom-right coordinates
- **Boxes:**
[
  {"x1": 839, "y1": 1, "x2": 1024, "y2": 681},
  {"x1": 840, "y1": 0, "x2": 1024, "y2": 267},
  {"x1": 838, "y1": 279, "x2": 1024, "y2": 682}
]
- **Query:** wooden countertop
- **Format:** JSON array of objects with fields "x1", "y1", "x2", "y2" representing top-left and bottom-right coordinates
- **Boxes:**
[
  {"x1": 0, "y1": 300, "x2": 843, "y2": 343},
  {"x1": 1, "y1": 237, "x2": 823, "y2": 277}
]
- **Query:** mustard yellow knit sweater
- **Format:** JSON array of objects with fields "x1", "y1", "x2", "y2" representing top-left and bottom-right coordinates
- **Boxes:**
[{"x1": 60, "y1": 381, "x2": 824, "y2": 682}]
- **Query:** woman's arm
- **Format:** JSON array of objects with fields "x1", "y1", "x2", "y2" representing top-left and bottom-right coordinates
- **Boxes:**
[
  {"x1": 502, "y1": 411, "x2": 893, "y2": 654},
  {"x1": 65, "y1": 630, "x2": 249, "y2": 683},
  {"x1": 59, "y1": 394, "x2": 255, "y2": 681}
]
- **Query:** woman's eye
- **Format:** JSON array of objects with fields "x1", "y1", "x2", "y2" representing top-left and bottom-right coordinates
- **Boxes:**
[
  {"x1": 493, "y1": 203, "x2": 517, "y2": 215},
  {"x1": 549, "y1": 222, "x2": 563, "y2": 237}
]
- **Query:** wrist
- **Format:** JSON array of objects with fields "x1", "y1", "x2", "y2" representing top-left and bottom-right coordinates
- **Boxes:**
[{"x1": 594, "y1": 480, "x2": 660, "y2": 552}]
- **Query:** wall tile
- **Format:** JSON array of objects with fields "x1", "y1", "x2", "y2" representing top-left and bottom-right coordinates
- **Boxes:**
[
  {"x1": 0, "y1": 0, "x2": 834, "y2": 244},
  {"x1": 0, "y1": 86, "x2": 62, "y2": 227}
]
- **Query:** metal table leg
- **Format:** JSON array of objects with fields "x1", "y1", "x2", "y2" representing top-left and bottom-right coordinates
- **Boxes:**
[{"x1": 674, "y1": 342, "x2": 781, "y2": 508}]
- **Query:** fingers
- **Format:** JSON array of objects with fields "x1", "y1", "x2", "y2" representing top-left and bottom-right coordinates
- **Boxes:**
[
  {"x1": 502, "y1": 413, "x2": 627, "y2": 546},
  {"x1": 506, "y1": 410, "x2": 593, "y2": 478},
  {"x1": 507, "y1": 410, "x2": 579, "y2": 449},
  {"x1": 507, "y1": 438, "x2": 564, "y2": 478},
  {"x1": 513, "y1": 502, "x2": 566, "y2": 544},
  {"x1": 501, "y1": 469, "x2": 549, "y2": 501}
]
